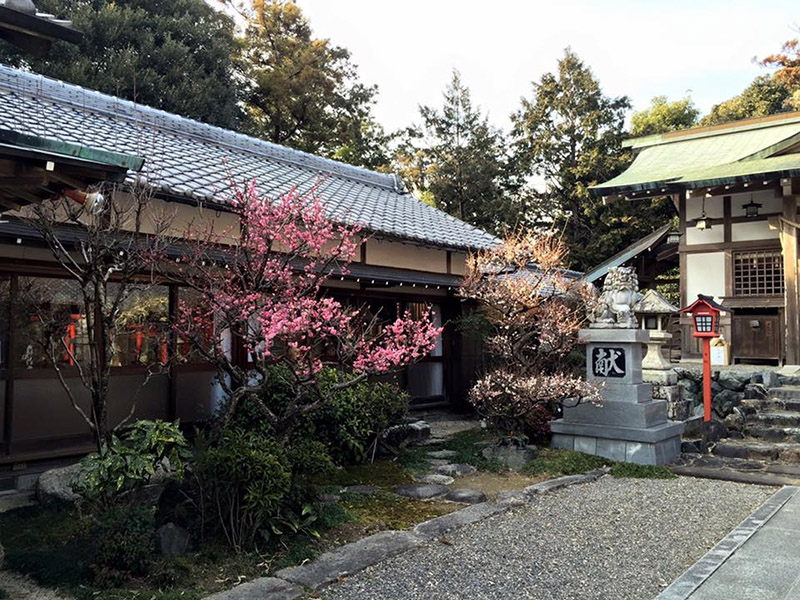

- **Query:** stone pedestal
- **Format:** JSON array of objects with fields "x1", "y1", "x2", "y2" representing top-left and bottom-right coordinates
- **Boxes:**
[{"x1": 550, "y1": 328, "x2": 684, "y2": 465}]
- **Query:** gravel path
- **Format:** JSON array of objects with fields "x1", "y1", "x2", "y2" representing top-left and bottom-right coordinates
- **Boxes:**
[{"x1": 318, "y1": 476, "x2": 775, "y2": 600}]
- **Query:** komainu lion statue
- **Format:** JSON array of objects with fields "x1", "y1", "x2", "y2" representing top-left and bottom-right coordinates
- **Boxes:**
[{"x1": 587, "y1": 266, "x2": 639, "y2": 329}]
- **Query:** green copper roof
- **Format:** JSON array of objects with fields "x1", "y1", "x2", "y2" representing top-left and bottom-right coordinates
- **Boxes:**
[
  {"x1": 592, "y1": 112, "x2": 800, "y2": 196},
  {"x1": 0, "y1": 129, "x2": 144, "y2": 172}
]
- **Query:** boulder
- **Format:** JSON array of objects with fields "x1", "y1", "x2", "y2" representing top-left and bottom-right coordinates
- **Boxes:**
[
  {"x1": 342, "y1": 485, "x2": 380, "y2": 495},
  {"x1": 481, "y1": 444, "x2": 538, "y2": 470},
  {"x1": 718, "y1": 371, "x2": 748, "y2": 392},
  {"x1": 704, "y1": 419, "x2": 729, "y2": 443},
  {"x1": 36, "y1": 463, "x2": 82, "y2": 504},
  {"x1": 780, "y1": 375, "x2": 800, "y2": 386},
  {"x1": 680, "y1": 440, "x2": 702, "y2": 454},
  {"x1": 750, "y1": 372, "x2": 764, "y2": 384},
  {"x1": 382, "y1": 420, "x2": 430, "y2": 449},
  {"x1": 157, "y1": 522, "x2": 190, "y2": 557},
  {"x1": 445, "y1": 489, "x2": 487, "y2": 504},
  {"x1": 677, "y1": 378, "x2": 699, "y2": 395},
  {"x1": 710, "y1": 381, "x2": 723, "y2": 396},
  {"x1": 763, "y1": 371, "x2": 781, "y2": 388},
  {"x1": 724, "y1": 409, "x2": 746, "y2": 432},
  {"x1": 674, "y1": 367, "x2": 701, "y2": 382}
]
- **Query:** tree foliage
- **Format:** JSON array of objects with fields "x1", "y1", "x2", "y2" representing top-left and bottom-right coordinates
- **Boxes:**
[
  {"x1": 393, "y1": 71, "x2": 518, "y2": 235},
  {"x1": 237, "y1": 0, "x2": 388, "y2": 168},
  {"x1": 0, "y1": 0, "x2": 243, "y2": 129},
  {"x1": 631, "y1": 95, "x2": 700, "y2": 136},
  {"x1": 511, "y1": 49, "x2": 673, "y2": 271},
  {"x1": 761, "y1": 37, "x2": 800, "y2": 110},
  {"x1": 702, "y1": 75, "x2": 792, "y2": 126}
]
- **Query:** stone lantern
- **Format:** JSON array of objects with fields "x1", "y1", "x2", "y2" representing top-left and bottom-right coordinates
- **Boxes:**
[{"x1": 633, "y1": 289, "x2": 679, "y2": 385}]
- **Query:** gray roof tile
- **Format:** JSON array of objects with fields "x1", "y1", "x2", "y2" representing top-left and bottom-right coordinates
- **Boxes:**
[{"x1": 0, "y1": 66, "x2": 498, "y2": 250}]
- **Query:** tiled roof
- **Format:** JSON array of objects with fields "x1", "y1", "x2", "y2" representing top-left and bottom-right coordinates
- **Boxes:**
[{"x1": 0, "y1": 66, "x2": 498, "y2": 251}]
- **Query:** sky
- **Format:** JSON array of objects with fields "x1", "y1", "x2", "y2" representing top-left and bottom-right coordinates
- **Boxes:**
[{"x1": 290, "y1": 0, "x2": 799, "y2": 133}]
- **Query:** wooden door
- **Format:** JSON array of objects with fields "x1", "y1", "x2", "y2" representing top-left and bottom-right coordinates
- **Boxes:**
[{"x1": 732, "y1": 314, "x2": 781, "y2": 361}]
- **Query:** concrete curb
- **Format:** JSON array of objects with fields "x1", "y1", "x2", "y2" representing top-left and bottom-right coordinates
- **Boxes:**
[
  {"x1": 655, "y1": 485, "x2": 799, "y2": 600},
  {"x1": 204, "y1": 468, "x2": 608, "y2": 599}
]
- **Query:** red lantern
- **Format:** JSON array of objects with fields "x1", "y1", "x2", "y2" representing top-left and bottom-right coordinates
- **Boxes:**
[{"x1": 680, "y1": 295, "x2": 732, "y2": 422}]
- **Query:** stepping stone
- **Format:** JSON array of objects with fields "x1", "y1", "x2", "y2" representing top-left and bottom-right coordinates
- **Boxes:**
[
  {"x1": 445, "y1": 489, "x2": 487, "y2": 504},
  {"x1": 496, "y1": 490, "x2": 528, "y2": 506},
  {"x1": 412, "y1": 473, "x2": 455, "y2": 485},
  {"x1": 427, "y1": 450, "x2": 457, "y2": 459},
  {"x1": 433, "y1": 463, "x2": 478, "y2": 477},
  {"x1": 393, "y1": 483, "x2": 449, "y2": 500},
  {"x1": 342, "y1": 485, "x2": 380, "y2": 494}
]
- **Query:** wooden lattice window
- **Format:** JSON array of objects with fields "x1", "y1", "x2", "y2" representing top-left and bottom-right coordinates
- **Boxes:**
[{"x1": 733, "y1": 250, "x2": 784, "y2": 296}]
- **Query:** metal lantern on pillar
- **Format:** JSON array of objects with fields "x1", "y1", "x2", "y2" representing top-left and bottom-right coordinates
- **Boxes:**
[{"x1": 680, "y1": 294, "x2": 732, "y2": 422}]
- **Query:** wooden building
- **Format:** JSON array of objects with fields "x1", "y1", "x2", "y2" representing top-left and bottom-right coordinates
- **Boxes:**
[
  {"x1": 0, "y1": 66, "x2": 497, "y2": 481},
  {"x1": 592, "y1": 112, "x2": 800, "y2": 365}
]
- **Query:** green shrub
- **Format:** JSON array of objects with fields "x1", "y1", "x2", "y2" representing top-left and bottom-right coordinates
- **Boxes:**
[
  {"x1": 193, "y1": 428, "x2": 293, "y2": 551},
  {"x1": 90, "y1": 504, "x2": 155, "y2": 586},
  {"x1": 609, "y1": 462, "x2": 677, "y2": 479},
  {"x1": 74, "y1": 420, "x2": 189, "y2": 509}
]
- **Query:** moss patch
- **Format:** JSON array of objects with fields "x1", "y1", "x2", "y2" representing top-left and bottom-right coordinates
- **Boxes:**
[
  {"x1": 523, "y1": 448, "x2": 611, "y2": 477},
  {"x1": 341, "y1": 491, "x2": 456, "y2": 530}
]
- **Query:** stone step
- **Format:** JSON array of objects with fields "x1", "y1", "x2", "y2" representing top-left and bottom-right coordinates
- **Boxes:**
[
  {"x1": 748, "y1": 411, "x2": 800, "y2": 428},
  {"x1": 747, "y1": 425, "x2": 800, "y2": 442},
  {"x1": 770, "y1": 385, "x2": 800, "y2": 400},
  {"x1": 712, "y1": 438, "x2": 800, "y2": 462},
  {"x1": 671, "y1": 464, "x2": 800, "y2": 486}
]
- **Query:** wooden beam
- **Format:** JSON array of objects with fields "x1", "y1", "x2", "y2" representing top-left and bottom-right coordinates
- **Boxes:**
[{"x1": 781, "y1": 180, "x2": 799, "y2": 364}]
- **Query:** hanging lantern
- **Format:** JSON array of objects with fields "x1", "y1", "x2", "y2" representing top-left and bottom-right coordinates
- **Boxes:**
[
  {"x1": 694, "y1": 196, "x2": 712, "y2": 230},
  {"x1": 743, "y1": 194, "x2": 761, "y2": 218}
]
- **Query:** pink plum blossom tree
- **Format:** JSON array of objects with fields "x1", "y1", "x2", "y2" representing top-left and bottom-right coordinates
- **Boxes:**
[{"x1": 164, "y1": 181, "x2": 441, "y2": 435}]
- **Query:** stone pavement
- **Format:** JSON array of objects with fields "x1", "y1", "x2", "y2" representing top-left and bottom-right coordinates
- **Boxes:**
[{"x1": 658, "y1": 485, "x2": 800, "y2": 600}]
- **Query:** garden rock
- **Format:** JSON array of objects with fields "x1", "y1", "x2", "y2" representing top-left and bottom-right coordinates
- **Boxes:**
[
  {"x1": 427, "y1": 450, "x2": 457, "y2": 459},
  {"x1": 36, "y1": 463, "x2": 81, "y2": 504},
  {"x1": 0, "y1": 541, "x2": 4, "y2": 569},
  {"x1": 763, "y1": 371, "x2": 781, "y2": 388},
  {"x1": 157, "y1": 522, "x2": 190, "y2": 557},
  {"x1": 718, "y1": 371, "x2": 747, "y2": 391},
  {"x1": 713, "y1": 389, "x2": 742, "y2": 417},
  {"x1": 704, "y1": 419, "x2": 729, "y2": 443},
  {"x1": 382, "y1": 420, "x2": 430, "y2": 448},
  {"x1": 393, "y1": 483, "x2": 449, "y2": 499},
  {"x1": 432, "y1": 463, "x2": 477, "y2": 477},
  {"x1": 496, "y1": 490, "x2": 528, "y2": 506},
  {"x1": 412, "y1": 473, "x2": 454, "y2": 485},
  {"x1": 744, "y1": 383, "x2": 769, "y2": 400},
  {"x1": 481, "y1": 444, "x2": 538, "y2": 470},
  {"x1": 342, "y1": 485, "x2": 379, "y2": 495},
  {"x1": 681, "y1": 440, "x2": 702, "y2": 454},
  {"x1": 724, "y1": 410, "x2": 745, "y2": 432},
  {"x1": 445, "y1": 489, "x2": 487, "y2": 504}
]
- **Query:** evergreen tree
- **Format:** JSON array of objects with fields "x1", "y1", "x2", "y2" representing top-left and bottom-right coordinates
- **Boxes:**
[
  {"x1": 0, "y1": 0, "x2": 243, "y2": 129},
  {"x1": 394, "y1": 71, "x2": 519, "y2": 236},
  {"x1": 631, "y1": 95, "x2": 700, "y2": 136},
  {"x1": 702, "y1": 75, "x2": 791, "y2": 126},
  {"x1": 511, "y1": 49, "x2": 674, "y2": 271},
  {"x1": 238, "y1": 0, "x2": 388, "y2": 168}
]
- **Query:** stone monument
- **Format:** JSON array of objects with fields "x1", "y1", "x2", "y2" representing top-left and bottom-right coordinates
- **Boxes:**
[{"x1": 550, "y1": 267, "x2": 684, "y2": 465}]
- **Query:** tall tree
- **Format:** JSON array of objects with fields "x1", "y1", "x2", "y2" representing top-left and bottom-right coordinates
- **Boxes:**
[
  {"x1": 760, "y1": 37, "x2": 800, "y2": 111},
  {"x1": 631, "y1": 95, "x2": 700, "y2": 136},
  {"x1": 394, "y1": 71, "x2": 518, "y2": 236},
  {"x1": 512, "y1": 49, "x2": 673, "y2": 271},
  {"x1": 0, "y1": 0, "x2": 243, "y2": 129},
  {"x1": 702, "y1": 75, "x2": 791, "y2": 126},
  {"x1": 237, "y1": 0, "x2": 389, "y2": 168}
]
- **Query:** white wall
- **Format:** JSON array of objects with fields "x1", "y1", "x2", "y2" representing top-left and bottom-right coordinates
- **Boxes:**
[
  {"x1": 686, "y1": 252, "x2": 726, "y2": 302},
  {"x1": 731, "y1": 220, "x2": 780, "y2": 242},
  {"x1": 730, "y1": 189, "x2": 782, "y2": 217}
]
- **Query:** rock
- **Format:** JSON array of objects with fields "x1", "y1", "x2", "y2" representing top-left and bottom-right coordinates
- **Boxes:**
[
  {"x1": 780, "y1": 375, "x2": 800, "y2": 386},
  {"x1": 711, "y1": 381, "x2": 723, "y2": 396},
  {"x1": 320, "y1": 493, "x2": 340, "y2": 504},
  {"x1": 675, "y1": 367, "x2": 701, "y2": 382},
  {"x1": 392, "y1": 483, "x2": 449, "y2": 500},
  {"x1": 383, "y1": 420, "x2": 431, "y2": 449},
  {"x1": 763, "y1": 371, "x2": 781, "y2": 388},
  {"x1": 681, "y1": 441, "x2": 701, "y2": 454},
  {"x1": 718, "y1": 371, "x2": 747, "y2": 391},
  {"x1": 713, "y1": 389, "x2": 742, "y2": 418},
  {"x1": 342, "y1": 485, "x2": 380, "y2": 495},
  {"x1": 0, "y1": 541, "x2": 4, "y2": 569},
  {"x1": 205, "y1": 577, "x2": 302, "y2": 600},
  {"x1": 426, "y1": 450, "x2": 457, "y2": 459},
  {"x1": 750, "y1": 372, "x2": 764, "y2": 384},
  {"x1": 412, "y1": 473, "x2": 454, "y2": 485},
  {"x1": 413, "y1": 503, "x2": 505, "y2": 539},
  {"x1": 445, "y1": 489, "x2": 487, "y2": 504},
  {"x1": 432, "y1": 463, "x2": 477, "y2": 477},
  {"x1": 36, "y1": 463, "x2": 82, "y2": 504},
  {"x1": 743, "y1": 383, "x2": 769, "y2": 400},
  {"x1": 481, "y1": 444, "x2": 538, "y2": 470},
  {"x1": 157, "y1": 523, "x2": 190, "y2": 557},
  {"x1": 724, "y1": 410, "x2": 745, "y2": 432},
  {"x1": 703, "y1": 419, "x2": 729, "y2": 443},
  {"x1": 677, "y1": 378, "x2": 699, "y2": 395},
  {"x1": 134, "y1": 483, "x2": 166, "y2": 506},
  {"x1": 693, "y1": 404, "x2": 706, "y2": 418}
]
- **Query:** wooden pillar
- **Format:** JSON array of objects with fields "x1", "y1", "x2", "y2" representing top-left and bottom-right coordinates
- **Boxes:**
[
  {"x1": 167, "y1": 285, "x2": 178, "y2": 421},
  {"x1": 782, "y1": 180, "x2": 799, "y2": 364},
  {"x1": 3, "y1": 276, "x2": 15, "y2": 457}
]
